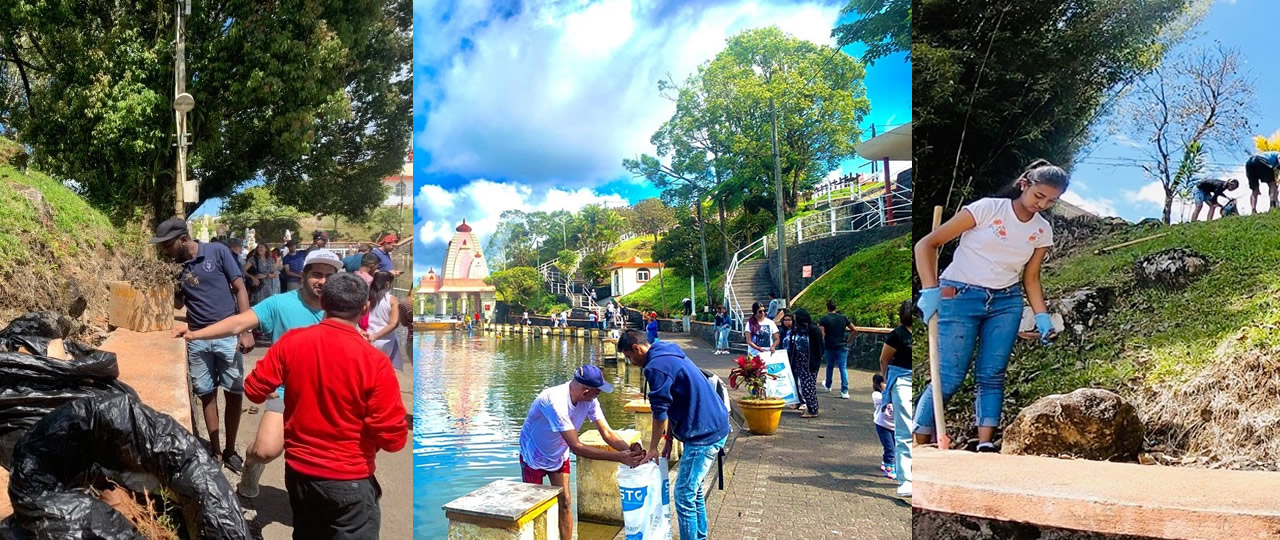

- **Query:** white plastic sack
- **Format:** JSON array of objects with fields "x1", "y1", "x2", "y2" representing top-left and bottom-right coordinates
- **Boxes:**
[
  {"x1": 618, "y1": 461, "x2": 672, "y2": 540},
  {"x1": 658, "y1": 457, "x2": 672, "y2": 521},
  {"x1": 760, "y1": 350, "x2": 800, "y2": 405}
]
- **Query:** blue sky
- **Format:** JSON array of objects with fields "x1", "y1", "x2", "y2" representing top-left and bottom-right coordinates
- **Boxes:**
[
  {"x1": 411, "y1": 0, "x2": 911, "y2": 279},
  {"x1": 1064, "y1": 0, "x2": 1279, "y2": 222}
]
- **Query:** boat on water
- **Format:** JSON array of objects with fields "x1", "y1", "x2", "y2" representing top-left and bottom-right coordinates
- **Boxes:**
[{"x1": 413, "y1": 316, "x2": 466, "y2": 331}]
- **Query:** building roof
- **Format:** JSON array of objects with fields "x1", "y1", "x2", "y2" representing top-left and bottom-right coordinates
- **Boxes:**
[{"x1": 606, "y1": 256, "x2": 665, "y2": 270}]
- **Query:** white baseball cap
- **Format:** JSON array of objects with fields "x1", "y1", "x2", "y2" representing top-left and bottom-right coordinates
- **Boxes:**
[{"x1": 303, "y1": 249, "x2": 342, "y2": 272}]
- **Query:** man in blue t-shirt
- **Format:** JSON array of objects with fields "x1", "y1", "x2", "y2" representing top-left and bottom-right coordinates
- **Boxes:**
[
  {"x1": 152, "y1": 218, "x2": 254, "y2": 473},
  {"x1": 281, "y1": 239, "x2": 305, "y2": 291},
  {"x1": 371, "y1": 234, "x2": 403, "y2": 276},
  {"x1": 182, "y1": 248, "x2": 342, "y2": 499},
  {"x1": 618, "y1": 329, "x2": 730, "y2": 540},
  {"x1": 1246, "y1": 151, "x2": 1280, "y2": 214}
]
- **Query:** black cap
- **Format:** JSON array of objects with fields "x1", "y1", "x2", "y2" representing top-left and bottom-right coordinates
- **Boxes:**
[
  {"x1": 227, "y1": 237, "x2": 243, "y2": 247},
  {"x1": 149, "y1": 218, "x2": 189, "y2": 244}
]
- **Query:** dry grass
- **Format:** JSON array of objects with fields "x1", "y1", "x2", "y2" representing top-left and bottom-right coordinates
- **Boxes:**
[
  {"x1": 93, "y1": 482, "x2": 180, "y2": 540},
  {"x1": 1135, "y1": 346, "x2": 1280, "y2": 470}
]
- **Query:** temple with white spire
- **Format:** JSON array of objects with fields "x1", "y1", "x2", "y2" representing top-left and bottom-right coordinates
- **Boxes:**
[{"x1": 415, "y1": 219, "x2": 497, "y2": 320}]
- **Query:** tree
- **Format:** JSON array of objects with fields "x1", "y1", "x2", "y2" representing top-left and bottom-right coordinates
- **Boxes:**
[
  {"x1": 555, "y1": 249, "x2": 578, "y2": 276},
  {"x1": 485, "y1": 267, "x2": 541, "y2": 308},
  {"x1": 832, "y1": 0, "x2": 911, "y2": 66},
  {"x1": 0, "y1": 0, "x2": 411, "y2": 223},
  {"x1": 708, "y1": 27, "x2": 869, "y2": 215},
  {"x1": 632, "y1": 198, "x2": 676, "y2": 247},
  {"x1": 218, "y1": 186, "x2": 303, "y2": 242},
  {"x1": 1126, "y1": 43, "x2": 1253, "y2": 224},
  {"x1": 914, "y1": 0, "x2": 1196, "y2": 244}
]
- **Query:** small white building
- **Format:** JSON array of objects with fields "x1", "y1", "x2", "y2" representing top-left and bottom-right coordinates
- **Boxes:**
[{"x1": 607, "y1": 256, "x2": 665, "y2": 298}]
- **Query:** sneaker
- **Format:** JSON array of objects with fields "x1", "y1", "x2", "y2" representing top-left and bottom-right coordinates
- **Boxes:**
[
  {"x1": 822, "y1": 383, "x2": 831, "y2": 392},
  {"x1": 238, "y1": 459, "x2": 265, "y2": 498},
  {"x1": 883, "y1": 465, "x2": 895, "y2": 479},
  {"x1": 896, "y1": 481, "x2": 912, "y2": 498},
  {"x1": 840, "y1": 391, "x2": 850, "y2": 399},
  {"x1": 976, "y1": 442, "x2": 998, "y2": 453},
  {"x1": 223, "y1": 449, "x2": 245, "y2": 474}
]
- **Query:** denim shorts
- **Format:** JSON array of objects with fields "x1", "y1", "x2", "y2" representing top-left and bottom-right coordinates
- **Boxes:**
[
  {"x1": 186, "y1": 335, "x2": 244, "y2": 395},
  {"x1": 1193, "y1": 189, "x2": 1211, "y2": 204}
]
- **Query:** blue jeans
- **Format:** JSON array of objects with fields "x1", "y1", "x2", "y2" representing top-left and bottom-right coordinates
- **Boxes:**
[
  {"x1": 888, "y1": 365, "x2": 913, "y2": 485},
  {"x1": 185, "y1": 335, "x2": 244, "y2": 396},
  {"x1": 674, "y1": 436, "x2": 726, "y2": 540},
  {"x1": 715, "y1": 326, "x2": 730, "y2": 349},
  {"x1": 875, "y1": 425, "x2": 895, "y2": 465},
  {"x1": 824, "y1": 347, "x2": 848, "y2": 393},
  {"x1": 914, "y1": 280, "x2": 1022, "y2": 434}
]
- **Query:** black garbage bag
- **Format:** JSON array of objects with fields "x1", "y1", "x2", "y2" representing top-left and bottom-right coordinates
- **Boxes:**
[
  {"x1": 0, "y1": 311, "x2": 75, "y2": 356},
  {"x1": 0, "y1": 343, "x2": 134, "y2": 469},
  {"x1": 5, "y1": 393, "x2": 250, "y2": 539}
]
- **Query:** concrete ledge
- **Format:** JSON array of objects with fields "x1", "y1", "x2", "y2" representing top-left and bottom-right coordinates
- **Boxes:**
[
  {"x1": 100, "y1": 328, "x2": 192, "y2": 431},
  {"x1": 914, "y1": 447, "x2": 1280, "y2": 539}
]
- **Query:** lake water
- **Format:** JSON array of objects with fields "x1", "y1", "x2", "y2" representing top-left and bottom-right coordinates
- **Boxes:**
[{"x1": 412, "y1": 330, "x2": 637, "y2": 539}]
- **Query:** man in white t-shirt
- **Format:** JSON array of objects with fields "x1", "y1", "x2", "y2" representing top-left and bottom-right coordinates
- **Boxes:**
[{"x1": 519, "y1": 365, "x2": 646, "y2": 540}]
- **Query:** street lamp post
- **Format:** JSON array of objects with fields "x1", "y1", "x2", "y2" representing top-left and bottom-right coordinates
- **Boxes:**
[{"x1": 755, "y1": 62, "x2": 790, "y2": 305}]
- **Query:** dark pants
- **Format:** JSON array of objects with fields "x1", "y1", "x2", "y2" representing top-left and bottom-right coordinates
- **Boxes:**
[
  {"x1": 875, "y1": 424, "x2": 895, "y2": 466},
  {"x1": 285, "y1": 466, "x2": 382, "y2": 540}
]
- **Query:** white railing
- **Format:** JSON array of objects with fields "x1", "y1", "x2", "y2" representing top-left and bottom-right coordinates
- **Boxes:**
[
  {"x1": 721, "y1": 186, "x2": 913, "y2": 330},
  {"x1": 810, "y1": 174, "x2": 885, "y2": 202}
]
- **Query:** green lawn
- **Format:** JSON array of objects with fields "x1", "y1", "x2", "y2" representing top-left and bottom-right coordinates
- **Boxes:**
[
  {"x1": 618, "y1": 269, "x2": 725, "y2": 320},
  {"x1": 790, "y1": 233, "x2": 911, "y2": 328}
]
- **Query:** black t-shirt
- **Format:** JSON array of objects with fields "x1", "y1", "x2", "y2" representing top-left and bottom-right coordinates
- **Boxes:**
[
  {"x1": 683, "y1": 299, "x2": 693, "y2": 315},
  {"x1": 885, "y1": 325, "x2": 912, "y2": 370},
  {"x1": 1196, "y1": 179, "x2": 1228, "y2": 199},
  {"x1": 818, "y1": 312, "x2": 852, "y2": 349}
]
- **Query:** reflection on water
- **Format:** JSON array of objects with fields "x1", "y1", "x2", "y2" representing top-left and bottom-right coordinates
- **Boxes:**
[{"x1": 412, "y1": 330, "x2": 639, "y2": 539}]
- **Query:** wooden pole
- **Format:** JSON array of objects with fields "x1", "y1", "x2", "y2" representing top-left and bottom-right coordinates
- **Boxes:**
[
  {"x1": 1095, "y1": 232, "x2": 1170, "y2": 255},
  {"x1": 929, "y1": 206, "x2": 950, "y2": 450}
]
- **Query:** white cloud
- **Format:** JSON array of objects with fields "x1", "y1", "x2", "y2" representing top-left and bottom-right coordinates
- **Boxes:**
[
  {"x1": 413, "y1": 179, "x2": 630, "y2": 268},
  {"x1": 1060, "y1": 190, "x2": 1118, "y2": 217},
  {"x1": 416, "y1": 0, "x2": 843, "y2": 187}
]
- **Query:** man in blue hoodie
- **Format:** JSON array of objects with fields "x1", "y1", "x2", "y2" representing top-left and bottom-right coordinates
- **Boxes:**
[{"x1": 618, "y1": 329, "x2": 729, "y2": 540}]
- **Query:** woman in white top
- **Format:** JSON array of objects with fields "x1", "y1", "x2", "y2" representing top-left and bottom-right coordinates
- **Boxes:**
[
  {"x1": 745, "y1": 301, "x2": 780, "y2": 358},
  {"x1": 366, "y1": 271, "x2": 403, "y2": 370},
  {"x1": 913, "y1": 159, "x2": 1067, "y2": 452}
]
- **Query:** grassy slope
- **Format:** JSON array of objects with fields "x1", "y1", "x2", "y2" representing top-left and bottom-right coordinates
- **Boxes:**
[
  {"x1": 609, "y1": 236, "x2": 656, "y2": 262},
  {"x1": 791, "y1": 233, "x2": 912, "y2": 328},
  {"x1": 0, "y1": 163, "x2": 119, "y2": 272},
  {"x1": 618, "y1": 269, "x2": 725, "y2": 319},
  {"x1": 925, "y1": 212, "x2": 1280, "y2": 440}
]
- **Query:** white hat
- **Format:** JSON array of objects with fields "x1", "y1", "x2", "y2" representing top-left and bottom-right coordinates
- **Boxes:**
[{"x1": 303, "y1": 249, "x2": 342, "y2": 272}]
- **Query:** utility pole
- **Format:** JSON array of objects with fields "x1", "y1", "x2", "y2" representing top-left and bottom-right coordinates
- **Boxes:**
[
  {"x1": 173, "y1": 0, "x2": 193, "y2": 218},
  {"x1": 770, "y1": 96, "x2": 790, "y2": 304}
]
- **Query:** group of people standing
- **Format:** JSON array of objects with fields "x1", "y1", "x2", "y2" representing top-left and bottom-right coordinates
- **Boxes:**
[{"x1": 153, "y1": 218, "x2": 407, "y2": 538}]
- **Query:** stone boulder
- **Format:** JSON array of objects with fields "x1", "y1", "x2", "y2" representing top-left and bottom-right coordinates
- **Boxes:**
[
  {"x1": 1053, "y1": 287, "x2": 1116, "y2": 332},
  {"x1": 1002, "y1": 388, "x2": 1144, "y2": 461},
  {"x1": 1134, "y1": 248, "x2": 1210, "y2": 289}
]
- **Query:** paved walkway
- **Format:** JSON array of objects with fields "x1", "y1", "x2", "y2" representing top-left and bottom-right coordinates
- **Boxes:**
[
  {"x1": 658, "y1": 333, "x2": 910, "y2": 540},
  {"x1": 206, "y1": 328, "x2": 413, "y2": 540}
]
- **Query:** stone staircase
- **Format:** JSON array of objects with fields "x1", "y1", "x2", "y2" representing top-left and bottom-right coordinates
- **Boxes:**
[{"x1": 728, "y1": 259, "x2": 775, "y2": 315}]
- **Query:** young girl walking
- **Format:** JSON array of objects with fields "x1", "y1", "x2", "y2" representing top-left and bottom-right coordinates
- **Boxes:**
[{"x1": 913, "y1": 159, "x2": 1067, "y2": 452}]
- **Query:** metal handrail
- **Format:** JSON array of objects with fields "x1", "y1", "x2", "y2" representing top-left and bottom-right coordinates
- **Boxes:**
[{"x1": 721, "y1": 186, "x2": 913, "y2": 331}]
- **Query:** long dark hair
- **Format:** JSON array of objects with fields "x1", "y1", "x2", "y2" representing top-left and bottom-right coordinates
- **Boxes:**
[
  {"x1": 369, "y1": 271, "x2": 395, "y2": 306},
  {"x1": 898, "y1": 300, "x2": 913, "y2": 328},
  {"x1": 793, "y1": 308, "x2": 813, "y2": 334},
  {"x1": 998, "y1": 159, "x2": 1070, "y2": 199},
  {"x1": 749, "y1": 302, "x2": 763, "y2": 333}
]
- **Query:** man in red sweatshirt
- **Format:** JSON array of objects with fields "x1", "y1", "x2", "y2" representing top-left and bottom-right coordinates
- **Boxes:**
[{"x1": 244, "y1": 272, "x2": 407, "y2": 539}]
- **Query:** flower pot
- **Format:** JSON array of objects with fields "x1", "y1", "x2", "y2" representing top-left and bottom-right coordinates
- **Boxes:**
[{"x1": 738, "y1": 397, "x2": 786, "y2": 435}]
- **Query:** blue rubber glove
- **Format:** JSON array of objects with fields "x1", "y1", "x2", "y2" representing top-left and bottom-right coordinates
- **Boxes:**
[
  {"x1": 918, "y1": 288, "x2": 940, "y2": 324},
  {"x1": 1034, "y1": 312, "x2": 1055, "y2": 344}
]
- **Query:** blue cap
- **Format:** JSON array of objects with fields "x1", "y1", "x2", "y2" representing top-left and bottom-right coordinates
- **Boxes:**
[{"x1": 573, "y1": 365, "x2": 613, "y2": 393}]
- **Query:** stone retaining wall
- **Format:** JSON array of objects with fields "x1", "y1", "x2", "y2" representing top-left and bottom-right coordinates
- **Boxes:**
[{"x1": 769, "y1": 224, "x2": 910, "y2": 300}]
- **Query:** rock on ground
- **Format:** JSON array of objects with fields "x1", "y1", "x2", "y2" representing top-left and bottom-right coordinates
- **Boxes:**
[
  {"x1": 1002, "y1": 388, "x2": 1144, "y2": 461},
  {"x1": 1134, "y1": 248, "x2": 1210, "y2": 289}
]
